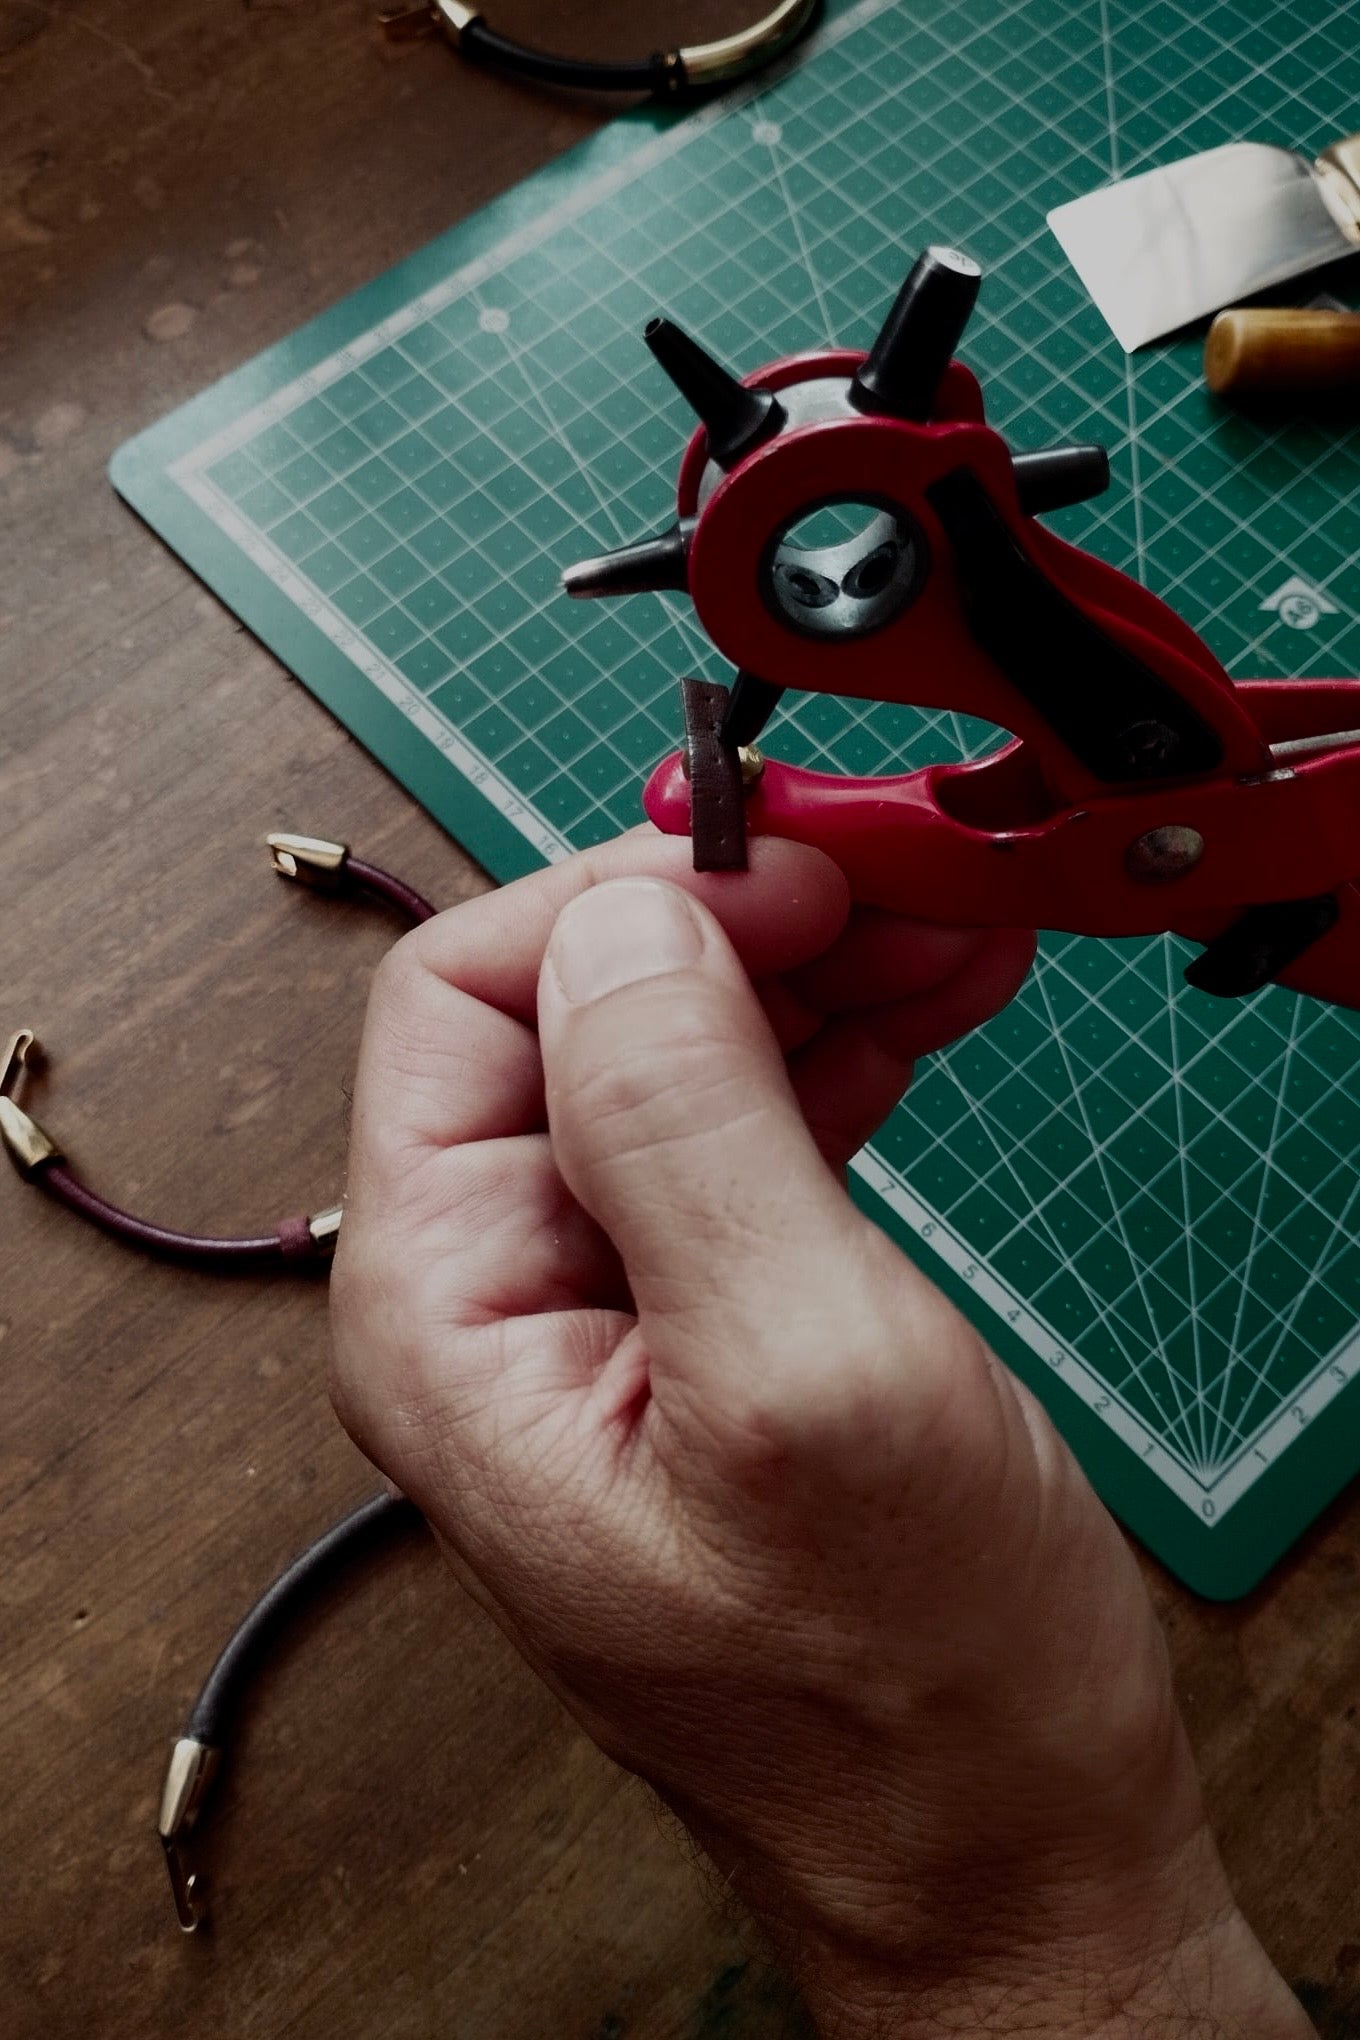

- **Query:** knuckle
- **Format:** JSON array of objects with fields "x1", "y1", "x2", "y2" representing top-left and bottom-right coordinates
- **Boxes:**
[
  {"x1": 368, "y1": 927, "x2": 425, "y2": 1020},
  {"x1": 366, "y1": 939, "x2": 437, "y2": 1070}
]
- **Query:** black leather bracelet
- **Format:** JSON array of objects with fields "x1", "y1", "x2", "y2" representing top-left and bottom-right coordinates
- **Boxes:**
[
  {"x1": 158, "y1": 1492, "x2": 425, "y2": 1929},
  {"x1": 380, "y1": 0, "x2": 821, "y2": 96}
]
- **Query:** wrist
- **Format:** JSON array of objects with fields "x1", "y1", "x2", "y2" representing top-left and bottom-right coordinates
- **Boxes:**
[
  {"x1": 806, "y1": 1926, "x2": 1310, "y2": 2040},
  {"x1": 782, "y1": 1834, "x2": 1313, "y2": 2040}
]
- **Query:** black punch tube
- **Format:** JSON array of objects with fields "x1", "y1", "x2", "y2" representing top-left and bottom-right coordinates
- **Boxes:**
[
  {"x1": 850, "y1": 246, "x2": 982, "y2": 422},
  {"x1": 562, "y1": 522, "x2": 691, "y2": 600},
  {"x1": 721, "y1": 672, "x2": 786, "y2": 747},
  {"x1": 1012, "y1": 444, "x2": 1110, "y2": 515},
  {"x1": 644, "y1": 317, "x2": 785, "y2": 469}
]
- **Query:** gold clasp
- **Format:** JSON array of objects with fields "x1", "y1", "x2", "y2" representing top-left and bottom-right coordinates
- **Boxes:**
[
  {"x1": 1, "y1": 1029, "x2": 36, "y2": 1095},
  {"x1": 308, "y1": 1204, "x2": 344, "y2": 1255},
  {"x1": 0, "y1": 1031, "x2": 62, "y2": 1178},
  {"x1": 678, "y1": 0, "x2": 818, "y2": 87},
  {"x1": 158, "y1": 1737, "x2": 220, "y2": 1932},
  {"x1": 267, "y1": 833, "x2": 350, "y2": 889},
  {"x1": 161, "y1": 1837, "x2": 205, "y2": 1934}
]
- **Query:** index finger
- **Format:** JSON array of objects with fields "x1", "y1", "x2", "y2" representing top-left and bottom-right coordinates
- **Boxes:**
[
  {"x1": 406, "y1": 828, "x2": 851, "y2": 1023},
  {"x1": 347, "y1": 830, "x2": 851, "y2": 1178}
]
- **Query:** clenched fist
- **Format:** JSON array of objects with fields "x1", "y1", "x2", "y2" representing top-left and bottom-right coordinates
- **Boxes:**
[{"x1": 331, "y1": 831, "x2": 1307, "y2": 2040}]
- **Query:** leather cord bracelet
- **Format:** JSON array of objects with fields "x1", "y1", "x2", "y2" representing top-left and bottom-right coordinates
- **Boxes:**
[
  {"x1": 159, "y1": 1491, "x2": 425, "y2": 1930},
  {"x1": 5, "y1": 835, "x2": 441, "y2": 1929},
  {"x1": 378, "y1": 0, "x2": 821, "y2": 96},
  {"x1": 2, "y1": 834, "x2": 436, "y2": 1270}
]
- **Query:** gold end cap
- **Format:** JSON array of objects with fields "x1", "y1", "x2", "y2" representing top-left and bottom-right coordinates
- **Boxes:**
[
  {"x1": 158, "y1": 1736, "x2": 220, "y2": 1841},
  {"x1": 1, "y1": 1032, "x2": 61, "y2": 1177},
  {"x1": 267, "y1": 833, "x2": 350, "y2": 886},
  {"x1": 678, "y1": 0, "x2": 817, "y2": 86},
  {"x1": 158, "y1": 1737, "x2": 221, "y2": 1933},
  {"x1": 432, "y1": 0, "x2": 482, "y2": 45},
  {"x1": 308, "y1": 1205, "x2": 344, "y2": 1253}
]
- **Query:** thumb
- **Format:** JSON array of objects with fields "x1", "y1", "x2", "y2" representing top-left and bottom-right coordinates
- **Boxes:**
[{"x1": 537, "y1": 876, "x2": 862, "y2": 1390}]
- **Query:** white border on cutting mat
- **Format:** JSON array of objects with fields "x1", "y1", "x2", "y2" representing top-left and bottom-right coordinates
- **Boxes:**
[{"x1": 163, "y1": 0, "x2": 1360, "y2": 1526}]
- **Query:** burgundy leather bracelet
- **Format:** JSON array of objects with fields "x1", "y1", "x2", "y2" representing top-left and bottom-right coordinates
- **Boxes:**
[
  {"x1": 2, "y1": 834, "x2": 437, "y2": 1269},
  {"x1": 270, "y1": 834, "x2": 437, "y2": 927}
]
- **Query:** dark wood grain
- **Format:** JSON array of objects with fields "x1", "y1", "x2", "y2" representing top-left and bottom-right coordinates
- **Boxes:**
[{"x1": 1, "y1": 5, "x2": 1357, "y2": 2037}]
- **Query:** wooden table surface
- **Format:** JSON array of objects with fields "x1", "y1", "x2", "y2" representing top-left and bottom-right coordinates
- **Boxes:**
[{"x1": 1, "y1": 4, "x2": 1356, "y2": 2035}]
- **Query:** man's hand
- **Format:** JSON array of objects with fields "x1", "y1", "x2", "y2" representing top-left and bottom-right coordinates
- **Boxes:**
[{"x1": 330, "y1": 831, "x2": 1308, "y2": 2039}]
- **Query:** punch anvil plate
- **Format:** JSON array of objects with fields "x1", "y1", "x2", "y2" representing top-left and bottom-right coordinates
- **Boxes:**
[{"x1": 564, "y1": 248, "x2": 1360, "y2": 1013}]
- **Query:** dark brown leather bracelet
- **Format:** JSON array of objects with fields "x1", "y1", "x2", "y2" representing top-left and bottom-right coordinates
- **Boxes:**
[
  {"x1": 159, "y1": 1489, "x2": 425, "y2": 1930},
  {"x1": 2, "y1": 834, "x2": 437, "y2": 1269}
]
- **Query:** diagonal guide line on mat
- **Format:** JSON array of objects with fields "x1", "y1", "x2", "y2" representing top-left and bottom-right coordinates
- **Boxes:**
[
  {"x1": 1208, "y1": 995, "x2": 1303, "y2": 1469},
  {"x1": 1030, "y1": 951, "x2": 1201, "y2": 1465},
  {"x1": 1254, "y1": 1130, "x2": 1360, "y2": 1391},
  {"x1": 761, "y1": 123, "x2": 839, "y2": 349},
  {"x1": 1163, "y1": 940, "x2": 1210, "y2": 1472},
  {"x1": 1098, "y1": 0, "x2": 1147, "y2": 585},
  {"x1": 929, "y1": 1052, "x2": 1162, "y2": 1399},
  {"x1": 478, "y1": 295, "x2": 723, "y2": 686}
]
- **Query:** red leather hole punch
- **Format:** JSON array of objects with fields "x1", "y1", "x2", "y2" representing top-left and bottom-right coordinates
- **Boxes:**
[{"x1": 565, "y1": 245, "x2": 1360, "y2": 1010}]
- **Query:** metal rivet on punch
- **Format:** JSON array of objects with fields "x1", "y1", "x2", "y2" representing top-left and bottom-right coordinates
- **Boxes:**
[{"x1": 1125, "y1": 825, "x2": 1205, "y2": 882}]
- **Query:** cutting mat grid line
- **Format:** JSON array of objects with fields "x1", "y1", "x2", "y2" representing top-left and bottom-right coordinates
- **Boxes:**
[{"x1": 119, "y1": 0, "x2": 1360, "y2": 1589}]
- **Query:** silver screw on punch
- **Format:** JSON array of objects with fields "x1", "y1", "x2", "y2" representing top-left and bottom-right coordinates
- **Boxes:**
[{"x1": 1125, "y1": 825, "x2": 1205, "y2": 882}]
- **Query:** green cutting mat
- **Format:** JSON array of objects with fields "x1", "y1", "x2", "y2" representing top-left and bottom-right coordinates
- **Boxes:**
[{"x1": 112, "y1": 0, "x2": 1360, "y2": 1596}]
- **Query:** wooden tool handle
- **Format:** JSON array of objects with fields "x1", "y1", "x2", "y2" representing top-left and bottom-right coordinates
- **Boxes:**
[{"x1": 1205, "y1": 308, "x2": 1360, "y2": 396}]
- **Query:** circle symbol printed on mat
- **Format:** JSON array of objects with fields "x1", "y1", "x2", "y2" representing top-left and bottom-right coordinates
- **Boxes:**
[
  {"x1": 752, "y1": 120, "x2": 782, "y2": 145},
  {"x1": 478, "y1": 307, "x2": 511, "y2": 334},
  {"x1": 1258, "y1": 574, "x2": 1339, "y2": 631}
]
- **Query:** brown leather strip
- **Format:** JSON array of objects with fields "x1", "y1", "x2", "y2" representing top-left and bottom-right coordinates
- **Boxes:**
[{"x1": 681, "y1": 678, "x2": 747, "y2": 872}]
